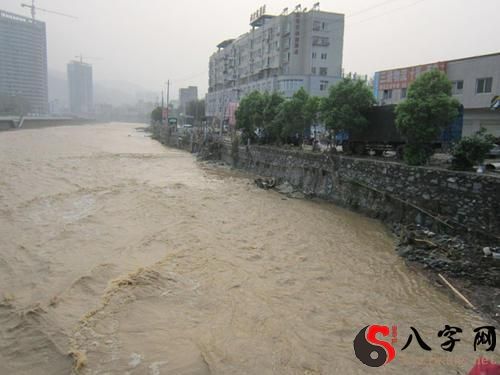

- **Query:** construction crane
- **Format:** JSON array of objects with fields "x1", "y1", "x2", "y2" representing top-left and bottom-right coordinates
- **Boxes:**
[
  {"x1": 21, "y1": 0, "x2": 77, "y2": 21},
  {"x1": 74, "y1": 54, "x2": 102, "y2": 64}
]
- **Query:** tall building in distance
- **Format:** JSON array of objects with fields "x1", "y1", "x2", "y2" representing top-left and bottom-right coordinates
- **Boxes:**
[
  {"x1": 179, "y1": 86, "x2": 198, "y2": 114},
  {"x1": 206, "y1": 4, "x2": 344, "y2": 118},
  {"x1": 67, "y1": 60, "x2": 94, "y2": 116},
  {"x1": 0, "y1": 10, "x2": 48, "y2": 114}
]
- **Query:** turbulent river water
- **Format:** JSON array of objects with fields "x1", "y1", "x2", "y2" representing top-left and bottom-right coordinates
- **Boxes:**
[{"x1": 0, "y1": 123, "x2": 497, "y2": 374}]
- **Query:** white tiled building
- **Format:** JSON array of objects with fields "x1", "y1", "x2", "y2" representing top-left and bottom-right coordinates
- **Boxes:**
[{"x1": 206, "y1": 5, "x2": 344, "y2": 118}]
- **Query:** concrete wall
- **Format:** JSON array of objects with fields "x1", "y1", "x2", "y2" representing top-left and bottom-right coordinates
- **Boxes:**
[
  {"x1": 233, "y1": 146, "x2": 500, "y2": 238},
  {"x1": 463, "y1": 109, "x2": 500, "y2": 137},
  {"x1": 448, "y1": 53, "x2": 500, "y2": 109}
]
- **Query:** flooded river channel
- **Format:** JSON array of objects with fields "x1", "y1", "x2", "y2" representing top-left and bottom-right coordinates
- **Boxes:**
[{"x1": 0, "y1": 123, "x2": 497, "y2": 374}]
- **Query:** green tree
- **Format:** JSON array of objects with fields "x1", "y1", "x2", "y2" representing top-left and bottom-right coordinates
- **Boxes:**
[
  {"x1": 274, "y1": 87, "x2": 310, "y2": 142},
  {"x1": 261, "y1": 92, "x2": 285, "y2": 144},
  {"x1": 235, "y1": 91, "x2": 265, "y2": 141},
  {"x1": 451, "y1": 128, "x2": 495, "y2": 170},
  {"x1": 320, "y1": 78, "x2": 375, "y2": 132},
  {"x1": 151, "y1": 106, "x2": 163, "y2": 123},
  {"x1": 395, "y1": 70, "x2": 461, "y2": 165},
  {"x1": 185, "y1": 99, "x2": 205, "y2": 125},
  {"x1": 304, "y1": 96, "x2": 321, "y2": 130}
]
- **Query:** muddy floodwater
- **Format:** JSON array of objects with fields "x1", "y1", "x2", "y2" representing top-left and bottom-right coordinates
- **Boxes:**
[{"x1": 0, "y1": 123, "x2": 498, "y2": 374}]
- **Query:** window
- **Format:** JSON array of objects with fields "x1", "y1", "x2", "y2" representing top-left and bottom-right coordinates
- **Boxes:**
[
  {"x1": 311, "y1": 67, "x2": 316, "y2": 74},
  {"x1": 320, "y1": 80, "x2": 328, "y2": 91},
  {"x1": 383, "y1": 90, "x2": 392, "y2": 100},
  {"x1": 321, "y1": 53, "x2": 327, "y2": 60},
  {"x1": 312, "y1": 36, "x2": 329, "y2": 47},
  {"x1": 476, "y1": 78, "x2": 492, "y2": 94},
  {"x1": 279, "y1": 79, "x2": 304, "y2": 93},
  {"x1": 313, "y1": 21, "x2": 328, "y2": 31},
  {"x1": 312, "y1": 52, "x2": 317, "y2": 59},
  {"x1": 452, "y1": 80, "x2": 464, "y2": 95},
  {"x1": 319, "y1": 67, "x2": 328, "y2": 76},
  {"x1": 401, "y1": 88, "x2": 407, "y2": 99}
]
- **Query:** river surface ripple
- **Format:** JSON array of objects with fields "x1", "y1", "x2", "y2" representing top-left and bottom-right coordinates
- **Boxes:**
[{"x1": 0, "y1": 123, "x2": 497, "y2": 374}]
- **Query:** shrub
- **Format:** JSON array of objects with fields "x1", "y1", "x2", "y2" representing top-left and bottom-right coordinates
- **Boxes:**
[
  {"x1": 451, "y1": 128, "x2": 495, "y2": 170},
  {"x1": 403, "y1": 144, "x2": 434, "y2": 166}
]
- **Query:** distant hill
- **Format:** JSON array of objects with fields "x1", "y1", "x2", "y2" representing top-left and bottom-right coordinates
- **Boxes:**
[{"x1": 48, "y1": 70, "x2": 157, "y2": 107}]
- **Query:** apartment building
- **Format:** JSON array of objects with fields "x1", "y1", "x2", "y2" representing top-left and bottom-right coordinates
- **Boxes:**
[
  {"x1": 0, "y1": 10, "x2": 48, "y2": 114},
  {"x1": 373, "y1": 52, "x2": 500, "y2": 137},
  {"x1": 206, "y1": 5, "x2": 344, "y2": 118}
]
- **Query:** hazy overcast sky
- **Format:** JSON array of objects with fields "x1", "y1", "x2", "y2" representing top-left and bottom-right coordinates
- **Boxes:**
[{"x1": 2, "y1": 0, "x2": 499, "y2": 99}]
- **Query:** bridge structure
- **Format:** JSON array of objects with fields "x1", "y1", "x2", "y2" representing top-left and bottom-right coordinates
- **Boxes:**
[{"x1": 0, "y1": 116, "x2": 81, "y2": 130}]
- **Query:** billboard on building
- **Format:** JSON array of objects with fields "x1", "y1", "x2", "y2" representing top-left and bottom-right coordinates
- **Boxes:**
[{"x1": 378, "y1": 62, "x2": 447, "y2": 91}]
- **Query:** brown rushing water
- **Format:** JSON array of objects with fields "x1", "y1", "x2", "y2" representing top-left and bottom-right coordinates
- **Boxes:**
[{"x1": 0, "y1": 123, "x2": 497, "y2": 375}]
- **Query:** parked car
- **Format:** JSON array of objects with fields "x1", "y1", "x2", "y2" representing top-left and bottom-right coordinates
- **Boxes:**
[{"x1": 487, "y1": 144, "x2": 500, "y2": 158}]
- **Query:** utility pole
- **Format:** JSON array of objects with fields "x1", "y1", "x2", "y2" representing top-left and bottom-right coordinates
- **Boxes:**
[
  {"x1": 165, "y1": 80, "x2": 171, "y2": 129},
  {"x1": 161, "y1": 90, "x2": 164, "y2": 125},
  {"x1": 166, "y1": 80, "x2": 170, "y2": 108},
  {"x1": 219, "y1": 90, "x2": 225, "y2": 137}
]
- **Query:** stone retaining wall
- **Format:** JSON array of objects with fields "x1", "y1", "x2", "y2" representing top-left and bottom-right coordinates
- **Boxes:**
[{"x1": 234, "y1": 146, "x2": 500, "y2": 239}]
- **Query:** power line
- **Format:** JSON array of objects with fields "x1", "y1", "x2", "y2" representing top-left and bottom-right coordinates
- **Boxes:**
[
  {"x1": 347, "y1": 0, "x2": 400, "y2": 18},
  {"x1": 172, "y1": 70, "x2": 208, "y2": 84},
  {"x1": 348, "y1": 0, "x2": 428, "y2": 26}
]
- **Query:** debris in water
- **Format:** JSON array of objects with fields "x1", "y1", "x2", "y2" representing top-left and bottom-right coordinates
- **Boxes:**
[
  {"x1": 275, "y1": 181, "x2": 294, "y2": 195},
  {"x1": 129, "y1": 352, "x2": 143, "y2": 368},
  {"x1": 149, "y1": 361, "x2": 168, "y2": 375},
  {"x1": 69, "y1": 350, "x2": 87, "y2": 372},
  {"x1": 49, "y1": 295, "x2": 60, "y2": 307},
  {"x1": 254, "y1": 177, "x2": 276, "y2": 190}
]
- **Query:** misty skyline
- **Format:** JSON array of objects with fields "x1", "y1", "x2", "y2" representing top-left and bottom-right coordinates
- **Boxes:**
[{"x1": 2, "y1": 0, "x2": 499, "y2": 101}]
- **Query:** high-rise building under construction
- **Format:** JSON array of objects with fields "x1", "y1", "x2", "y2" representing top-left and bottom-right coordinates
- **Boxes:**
[{"x1": 0, "y1": 10, "x2": 48, "y2": 114}]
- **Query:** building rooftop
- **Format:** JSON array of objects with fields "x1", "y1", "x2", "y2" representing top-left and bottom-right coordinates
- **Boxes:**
[
  {"x1": 377, "y1": 51, "x2": 500, "y2": 73},
  {"x1": 249, "y1": 14, "x2": 275, "y2": 28},
  {"x1": 0, "y1": 9, "x2": 43, "y2": 25},
  {"x1": 217, "y1": 39, "x2": 235, "y2": 49},
  {"x1": 68, "y1": 60, "x2": 92, "y2": 67}
]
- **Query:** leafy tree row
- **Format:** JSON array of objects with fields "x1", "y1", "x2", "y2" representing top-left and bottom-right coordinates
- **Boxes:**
[
  {"x1": 235, "y1": 78, "x2": 375, "y2": 144},
  {"x1": 236, "y1": 71, "x2": 494, "y2": 168}
]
